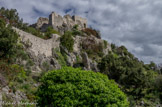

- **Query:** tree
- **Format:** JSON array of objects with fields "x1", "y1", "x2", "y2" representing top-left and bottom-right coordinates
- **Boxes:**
[
  {"x1": 0, "y1": 7, "x2": 23, "y2": 28},
  {"x1": 98, "y1": 47, "x2": 156, "y2": 97},
  {"x1": 36, "y1": 67, "x2": 129, "y2": 107},
  {"x1": 0, "y1": 18, "x2": 18, "y2": 59}
]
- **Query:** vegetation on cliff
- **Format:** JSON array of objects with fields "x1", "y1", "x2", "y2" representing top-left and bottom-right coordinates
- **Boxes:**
[
  {"x1": 60, "y1": 31, "x2": 74, "y2": 52},
  {"x1": 0, "y1": 18, "x2": 18, "y2": 60},
  {"x1": 98, "y1": 44, "x2": 162, "y2": 106}
]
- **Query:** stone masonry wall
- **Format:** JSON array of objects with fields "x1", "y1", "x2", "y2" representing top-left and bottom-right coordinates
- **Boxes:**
[
  {"x1": 72, "y1": 15, "x2": 87, "y2": 28},
  {"x1": 37, "y1": 17, "x2": 49, "y2": 28},
  {"x1": 49, "y1": 12, "x2": 63, "y2": 27},
  {"x1": 13, "y1": 27, "x2": 60, "y2": 57}
]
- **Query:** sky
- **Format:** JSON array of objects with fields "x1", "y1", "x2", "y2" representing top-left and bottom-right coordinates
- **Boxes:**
[{"x1": 1, "y1": 0, "x2": 162, "y2": 64}]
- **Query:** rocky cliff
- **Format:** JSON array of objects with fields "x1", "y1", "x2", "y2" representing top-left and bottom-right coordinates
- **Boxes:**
[{"x1": 12, "y1": 26, "x2": 111, "y2": 73}]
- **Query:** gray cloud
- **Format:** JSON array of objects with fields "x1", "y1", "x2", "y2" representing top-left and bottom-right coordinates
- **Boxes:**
[{"x1": 1, "y1": 0, "x2": 162, "y2": 64}]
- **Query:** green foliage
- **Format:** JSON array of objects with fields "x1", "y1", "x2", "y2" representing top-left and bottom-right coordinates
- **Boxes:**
[
  {"x1": 98, "y1": 45, "x2": 161, "y2": 106},
  {"x1": 98, "y1": 52, "x2": 154, "y2": 93},
  {"x1": 36, "y1": 67, "x2": 129, "y2": 107},
  {"x1": 111, "y1": 43, "x2": 117, "y2": 52},
  {"x1": 54, "y1": 49, "x2": 67, "y2": 67},
  {"x1": 76, "y1": 55, "x2": 81, "y2": 63},
  {"x1": 45, "y1": 26, "x2": 60, "y2": 39},
  {"x1": 10, "y1": 64, "x2": 27, "y2": 82},
  {"x1": 26, "y1": 59, "x2": 34, "y2": 67},
  {"x1": 0, "y1": 7, "x2": 23, "y2": 28},
  {"x1": 24, "y1": 26, "x2": 45, "y2": 39},
  {"x1": 155, "y1": 75, "x2": 162, "y2": 91},
  {"x1": 0, "y1": 18, "x2": 18, "y2": 59},
  {"x1": 0, "y1": 7, "x2": 50, "y2": 40},
  {"x1": 103, "y1": 40, "x2": 108, "y2": 48},
  {"x1": 73, "y1": 24, "x2": 79, "y2": 29},
  {"x1": 42, "y1": 61, "x2": 51, "y2": 71},
  {"x1": 60, "y1": 31, "x2": 74, "y2": 52},
  {"x1": 71, "y1": 24, "x2": 83, "y2": 36}
]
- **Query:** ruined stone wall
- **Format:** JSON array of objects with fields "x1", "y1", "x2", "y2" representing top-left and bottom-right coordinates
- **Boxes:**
[
  {"x1": 37, "y1": 17, "x2": 49, "y2": 28},
  {"x1": 72, "y1": 16, "x2": 87, "y2": 28},
  {"x1": 63, "y1": 15, "x2": 75, "y2": 28},
  {"x1": 49, "y1": 12, "x2": 64, "y2": 27},
  {"x1": 48, "y1": 12, "x2": 87, "y2": 29},
  {"x1": 13, "y1": 27, "x2": 60, "y2": 57}
]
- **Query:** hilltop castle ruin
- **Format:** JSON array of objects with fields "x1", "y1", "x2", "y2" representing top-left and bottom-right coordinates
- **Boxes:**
[{"x1": 36, "y1": 12, "x2": 87, "y2": 34}]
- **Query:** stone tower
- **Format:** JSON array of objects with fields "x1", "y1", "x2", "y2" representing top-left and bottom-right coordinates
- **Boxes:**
[
  {"x1": 49, "y1": 12, "x2": 64, "y2": 27},
  {"x1": 72, "y1": 15, "x2": 87, "y2": 28}
]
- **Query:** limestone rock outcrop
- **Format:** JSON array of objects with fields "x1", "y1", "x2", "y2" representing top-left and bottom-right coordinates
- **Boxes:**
[{"x1": 82, "y1": 52, "x2": 91, "y2": 70}]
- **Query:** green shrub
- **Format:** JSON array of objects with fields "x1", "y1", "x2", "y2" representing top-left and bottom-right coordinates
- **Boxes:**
[
  {"x1": 60, "y1": 31, "x2": 74, "y2": 52},
  {"x1": 42, "y1": 61, "x2": 51, "y2": 71},
  {"x1": 155, "y1": 75, "x2": 162, "y2": 91},
  {"x1": 25, "y1": 27, "x2": 44, "y2": 39},
  {"x1": 104, "y1": 40, "x2": 108, "y2": 48},
  {"x1": 26, "y1": 59, "x2": 34, "y2": 67},
  {"x1": 0, "y1": 19, "x2": 18, "y2": 59},
  {"x1": 54, "y1": 49, "x2": 67, "y2": 67},
  {"x1": 45, "y1": 26, "x2": 60, "y2": 39},
  {"x1": 10, "y1": 64, "x2": 27, "y2": 82},
  {"x1": 98, "y1": 46, "x2": 159, "y2": 105},
  {"x1": 36, "y1": 67, "x2": 129, "y2": 107},
  {"x1": 71, "y1": 25, "x2": 83, "y2": 36}
]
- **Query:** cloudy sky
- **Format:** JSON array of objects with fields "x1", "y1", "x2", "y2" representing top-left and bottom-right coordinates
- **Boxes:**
[{"x1": 1, "y1": 0, "x2": 162, "y2": 64}]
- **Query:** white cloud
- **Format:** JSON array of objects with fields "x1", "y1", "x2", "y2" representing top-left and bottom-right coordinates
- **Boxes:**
[{"x1": 1, "y1": 0, "x2": 162, "y2": 64}]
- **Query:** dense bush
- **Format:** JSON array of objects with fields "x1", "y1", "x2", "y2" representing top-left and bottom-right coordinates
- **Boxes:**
[
  {"x1": 60, "y1": 31, "x2": 74, "y2": 52},
  {"x1": 36, "y1": 67, "x2": 129, "y2": 107},
  {"x1": 0, "y1": 7, "x2": 23, "y2": 27},
  {"x1": 71, "y1": 24, "x2": 83, "y2": 36},
  {"x1": 98, "y1": 52, "x2": 155, "y2": 90},
  {"x1": 0, "y1": 18, "x2": 18, "y2": 59},
  {"x1": 98, "y1": 46, "x2": 161, "y2": 106},
  {"x1": 155, "y1": 75, "x2": 162, "y2": 91},
  {"x1": 24, "y1": 26, "x2": 45, "y2": 39}
]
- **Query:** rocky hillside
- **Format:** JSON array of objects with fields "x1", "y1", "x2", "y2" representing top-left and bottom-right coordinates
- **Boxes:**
[
  {"x1": 0, "y1": 7, "x2": 162, "y2": 107},
  {"x1": 1, "y1": 15, "x2": 112, "y2": 106},
  {"x1": 13, "y1": 26, "x2": 111, "y2": 73}
]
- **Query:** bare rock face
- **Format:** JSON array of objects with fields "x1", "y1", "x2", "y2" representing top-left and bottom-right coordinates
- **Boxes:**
[
  {"x1": 81, "y1": 52, "x2": 99, "y2": 72},
  {"x1": 0, "y1": 86, "x2": 28, "y2": 106},
  {"x1": 50, "y1": 58, "x2": 61, "y2": 69},
  {"x1": 90, "y1": 61, "x2": 99, "y2": 72},
  {"x1": 82, "y1": 52, "x2": 91, "y2": 70},
  {"x1": 0, "y1": 74, "x2": 7, "y2": 87}
]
